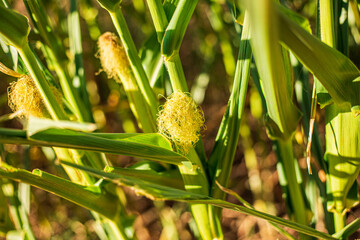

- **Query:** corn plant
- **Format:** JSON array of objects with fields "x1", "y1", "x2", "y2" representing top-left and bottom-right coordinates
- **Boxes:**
[{"x1": 0, "y1": 0, "x2": 360, "y2": 239}]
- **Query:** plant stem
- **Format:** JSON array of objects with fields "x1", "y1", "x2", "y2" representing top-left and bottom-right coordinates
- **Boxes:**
[
  {"x1": 165, "y1": 55, "x2": 188, "y2": 92},
  {"x1": 68, "y1": 0, "x2": 94, "y2": 122},
  {"x1": 334, "y1": 211, "x2": 346, "y2": 233},
  {"x1": 161, "y1": 0, "x2": 199, "y2": 59},
  {"x1": 320, "y1": 0, "x2": 336, "y2": 47},
  {"x1": 145, "y1": 0, "x2": 168, "y2": 41},
  {"x1": 276, "y1": 139, "x2": 308, "y2": 226},
  {"x1": 146, "y1": 0, "x2": 189, "y2": 92},
  {"x1": 145, "y1": 1, "x2": 216, "y2": 238},
  {"x1": 173, "y1": 148, "x2": 213, "y2": 240}
]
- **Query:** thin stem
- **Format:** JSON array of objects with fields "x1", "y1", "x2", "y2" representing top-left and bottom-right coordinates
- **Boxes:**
[
  {"x1": 334, "y1": 211, "x2": 346, "y2": 233},
  {"x1": 165, "y1": 55, "x2": 188, "y2": 92},
  {"x1": 145, "y1": 1, "x2": 214, "y2": 238},
  {"x1": 145, "y1": 0, "x2": 168, "y2": 40},
  {"x1": 146, "y1": 0, "x2": 188, "y2": 92},
  {"x1": 161, "y1": 0, "x2": 199, "y2": 59},
  {"x1": 277, "y1": 139, "x2": 308, "y2": 226},
  {"x1": 68, "y1": 0, "x2": 94, "y2": 122}
]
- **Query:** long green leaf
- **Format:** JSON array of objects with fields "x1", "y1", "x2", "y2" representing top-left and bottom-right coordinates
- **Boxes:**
[
  {"x1": 275, "y1": 3, "x2": 360, "y2": 113},
  {"x1": 0, "y1": 163, "x2": 120, "y2": 220},
  {"x1": 105, "y1": 166, "x2": 184, "y2": 190},
  {"x1": 62, "y1": 162, "x2": 337, "y2": 240},
  {"x1": 207, "y1": 13, "x2": 251, "y2": 237},
  {"x1": 245, "y1": 0, "x2": 302, "y2": 140},
  {"x1": 0, "y1": 127, "x2": 190, "y2": 167}
]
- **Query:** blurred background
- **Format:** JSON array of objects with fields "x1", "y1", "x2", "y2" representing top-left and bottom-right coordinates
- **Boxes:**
[{"x1": 0, "y1": 0, "x2": 360, "y2": 239}]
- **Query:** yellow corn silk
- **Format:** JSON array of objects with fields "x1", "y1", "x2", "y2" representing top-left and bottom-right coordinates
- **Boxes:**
[
  {"x1": 97, "y1": 32, "x2": 131, "y2": 83},
  {"x1": 157, "y1": 92, "x2": 205, "y2": 154},
  {"x1": 8, "y1": 75, "x2": 63, "y2": 119}
]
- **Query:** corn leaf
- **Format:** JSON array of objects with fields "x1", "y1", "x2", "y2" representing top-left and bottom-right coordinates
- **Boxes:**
[
  {"x1": 245, "y1": 0, "x2": 302, "y2": 140},
  {"x1": 332, "y1": 218, "x2": 360, "y2": 239},
  {"x1": 0, "y1": 127, "x2": 190, "y2": 167},
  {"x1": 106, "y1": 166, "x2": 184, "y2": 190},
  {"x1": 0, "y1": 163, "x2": 120, "y2": 220},
  {"x1": 275, "y1": 4, "x2": 360, "y2": 113},
  {"x1": 208, "y1": 12, "x2": 251, "y2": 201},
  {"x1": 62, "y1": 161, "x2": 337, "y2": 240},
  {"x1": 325, "y1": 105, "x2": 360, "y2": 211}
]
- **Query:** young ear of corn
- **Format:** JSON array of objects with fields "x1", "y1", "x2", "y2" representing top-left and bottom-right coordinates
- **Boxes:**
[{"x1": 24, "y1": 0, "x2": 93, "y2": 123}]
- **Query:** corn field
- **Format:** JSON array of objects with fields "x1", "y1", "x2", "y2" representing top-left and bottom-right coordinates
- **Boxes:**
[{"x1": 0, "y1": 0, "x2": 360, "y2": 239}]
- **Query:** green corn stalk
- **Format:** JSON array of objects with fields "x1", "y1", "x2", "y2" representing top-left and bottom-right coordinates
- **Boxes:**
[{"x1": 145, "y1": 1, "x2": 217, "y2": 239}]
